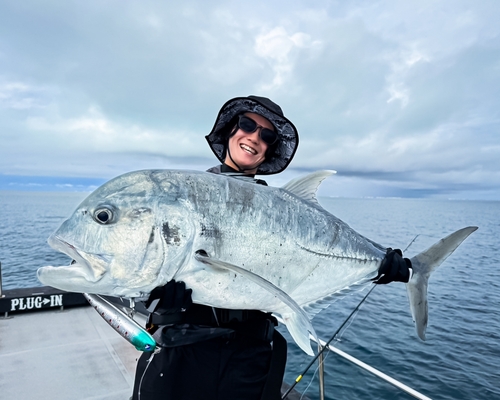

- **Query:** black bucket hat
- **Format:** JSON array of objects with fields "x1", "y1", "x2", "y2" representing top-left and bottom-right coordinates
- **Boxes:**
[{"x1": 205, "y1": 95, "x2": 299, "y2": 175}]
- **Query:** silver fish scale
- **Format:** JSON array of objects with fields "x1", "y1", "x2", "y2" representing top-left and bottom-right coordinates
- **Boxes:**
[
  {"x1": 37, "y1": 169, "x2": 478, "y2": 354},
  {"x1": 152, "y1": 170, "x2": 386, "y2": 311}
]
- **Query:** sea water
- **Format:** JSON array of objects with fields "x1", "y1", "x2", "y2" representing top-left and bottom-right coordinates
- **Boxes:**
[
  {"x1": 281, "y1": 198, "x2": 500, "y2": 400},
  {"x1": 0, "y1": 191, "x2": 498, "y2": 399}
]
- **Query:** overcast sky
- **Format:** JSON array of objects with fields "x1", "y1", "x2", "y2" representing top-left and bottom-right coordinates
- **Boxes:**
[{"x1": 1, "y1": 1, "x2": 499, "y2": 199}]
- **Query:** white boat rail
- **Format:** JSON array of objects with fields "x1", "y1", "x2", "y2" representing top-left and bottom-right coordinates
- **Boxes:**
[{"x1": 310, "y1": 334, "x2": 432, "y2": 400}]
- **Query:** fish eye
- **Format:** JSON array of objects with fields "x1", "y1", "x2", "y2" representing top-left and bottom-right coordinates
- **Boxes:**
[{"x1": 94, "y1": 207, "x2": 114, "y2": 224}]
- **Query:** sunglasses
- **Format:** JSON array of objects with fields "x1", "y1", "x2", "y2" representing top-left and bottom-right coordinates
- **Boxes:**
[{"x1": 237, "y1": 115, "x2": 279, "y2": 146}]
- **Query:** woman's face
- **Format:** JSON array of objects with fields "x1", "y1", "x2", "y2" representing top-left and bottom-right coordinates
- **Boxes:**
[{"x1": 224, "y1": 112, "x2": 272, "y2": 174}]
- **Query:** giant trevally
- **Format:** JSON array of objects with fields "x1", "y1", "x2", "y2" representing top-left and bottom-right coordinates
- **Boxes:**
[{"x1": 37, "y1": 169, "x2": 477, "y2": 355}]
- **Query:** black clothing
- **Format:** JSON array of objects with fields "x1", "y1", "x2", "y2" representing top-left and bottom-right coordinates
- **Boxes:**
[
  {"x1": 132, "y1": 334, "x2": 273, "y2": 400},
  {"x1": 132, "y1": 165, "x2": 287, "y2": 400},
  {"x1": 372, "y1": 248, "x2": 413, "y2": 284},
  {"x1": 146, "y1": 280, "x2": 193, "y2": 316},
  {"x1": 150, "y1": 305, "x2": 277, "y2": 348},
  {"x1": 206, "y1": 164, "x2": 268, "y2": 186}
]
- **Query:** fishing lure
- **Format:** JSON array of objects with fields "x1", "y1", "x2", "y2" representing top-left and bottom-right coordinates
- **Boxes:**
[{"x1": 84, "y1": 293, "x2": 156, "y2": 352}]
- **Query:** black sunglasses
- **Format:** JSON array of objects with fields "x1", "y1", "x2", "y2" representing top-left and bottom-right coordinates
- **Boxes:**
[{"x1": 237, "y1": 115, "x2": 279, "y2": 146}]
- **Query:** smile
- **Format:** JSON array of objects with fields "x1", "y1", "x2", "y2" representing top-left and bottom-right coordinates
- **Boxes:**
[{"x1": 240, "y1": 144, "x2": 257, "y2": 155}]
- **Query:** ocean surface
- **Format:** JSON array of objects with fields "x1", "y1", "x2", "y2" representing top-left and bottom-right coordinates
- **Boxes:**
[{"x1": 0, "y1": 191, "x2": 498, "y2": 399}]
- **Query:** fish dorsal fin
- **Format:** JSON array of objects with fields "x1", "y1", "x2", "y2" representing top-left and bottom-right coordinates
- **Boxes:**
[{"x1": 281, "y1": 170, "x2": 336, "y2": 204}]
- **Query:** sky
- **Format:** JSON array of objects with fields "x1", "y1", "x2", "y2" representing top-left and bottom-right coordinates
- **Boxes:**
[{"x1": 0, "y1": 0, "x2": 499, "y2": 199}]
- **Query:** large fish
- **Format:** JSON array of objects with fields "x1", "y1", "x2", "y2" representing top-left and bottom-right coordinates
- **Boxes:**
[{"x1": 37, "y1": 169, "x2": 477, "y2": 355}]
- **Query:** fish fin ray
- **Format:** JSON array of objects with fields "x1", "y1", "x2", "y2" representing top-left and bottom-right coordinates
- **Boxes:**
[
  {"x1": 194, "y1": 253, "x2": 317, "y2": 355},
  {"x1": 407, "y1": 226, "x2": 477, "y2": 340},
  {"x1": 281, "y1": 170, "x2": 336, "y2": 204},
  {"x1": 303, "y1": 279, "x2": 370, "y2": 319},
  {"x1": 281, "y1": 312, "x2": 315, "y2": 356}
]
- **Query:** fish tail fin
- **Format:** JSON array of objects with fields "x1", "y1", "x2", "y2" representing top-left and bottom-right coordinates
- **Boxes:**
[{"x1": 406, "y1": 226, "x2": 477, "y2": 340}]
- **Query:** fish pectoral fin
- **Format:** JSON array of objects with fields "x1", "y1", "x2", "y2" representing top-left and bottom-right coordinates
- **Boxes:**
[
  {"x1": 194, "y1": 253, "x2": 317, "y2": 356},
  {"x1": 281, "y1": 170, "x2": 336, "y2": 205},
  {"x1": 281, "y1": 312, "x2": 316, "y2": 356}
]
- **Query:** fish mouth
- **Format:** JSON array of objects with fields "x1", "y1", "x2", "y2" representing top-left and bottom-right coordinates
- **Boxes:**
[{"x1": 43, "y1": 234, "x2": 109, "y2": 283}]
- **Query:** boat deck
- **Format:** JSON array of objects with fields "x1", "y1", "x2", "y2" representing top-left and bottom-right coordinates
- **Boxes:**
[
  {"x1": 0, "y1": 288, "x2": 308, "y2": 400},
  {"x1": 0, "y1": 305, "x2": 141, "y2": 400}
]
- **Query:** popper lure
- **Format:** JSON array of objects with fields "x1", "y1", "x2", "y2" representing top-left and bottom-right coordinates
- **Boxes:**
[{"x1": 84, "y1": 293, "x2": 156, "y2": 352}]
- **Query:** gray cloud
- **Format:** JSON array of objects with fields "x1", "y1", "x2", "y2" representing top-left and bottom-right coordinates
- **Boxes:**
[{"x1": 0, "y1": 0, "x2": 499, "y2": 199}]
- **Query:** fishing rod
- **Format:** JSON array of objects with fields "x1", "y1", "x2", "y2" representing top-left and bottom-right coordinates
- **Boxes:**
[
  {"x1": 282, "y1": 236, "x2": 420, "y2": 399},
  {"x1": 281, "y1": 284, "x2": 377, "y2": 399}
]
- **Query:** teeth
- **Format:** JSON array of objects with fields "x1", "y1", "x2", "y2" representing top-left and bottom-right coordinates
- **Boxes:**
[{"x1": 240, "y1": 144, "x2": 257, "y2": 155}]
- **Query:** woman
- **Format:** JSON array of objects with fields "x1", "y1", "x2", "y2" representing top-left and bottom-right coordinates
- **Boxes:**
[
  {"x1": 132, "y1": 95, "x2": 411, "y2": 400},
  {"x1": 205, "y1": 95, "x2": 298, "y2": 179},
  {"x1": 132, "y1": 95, "x2": 298, "y2": 400}
]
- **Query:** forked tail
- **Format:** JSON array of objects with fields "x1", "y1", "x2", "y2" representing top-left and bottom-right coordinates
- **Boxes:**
[{"x1": 407, "y1": 226, "x2": 478, "y2": 340}]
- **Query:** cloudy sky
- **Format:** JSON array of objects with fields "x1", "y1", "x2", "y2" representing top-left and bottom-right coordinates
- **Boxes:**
[{"x1": 1, "y1": 1, "x2": 499, "y2": 199}]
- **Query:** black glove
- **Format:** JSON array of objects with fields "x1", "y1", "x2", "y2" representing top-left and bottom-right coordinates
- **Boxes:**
[
  {"x1": 145, "y1": 280, "x2": 193, "y2": 315},
  {"x1": 372, "y1": 248, "x2": 413, "y2": 284}
]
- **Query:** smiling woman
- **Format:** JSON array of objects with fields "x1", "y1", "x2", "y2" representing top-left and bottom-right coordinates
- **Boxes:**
[
  {"x1": 131, "y1": 95, "x2": 301, "y2": 400},
  {"x1": 224, "y1": 113, "x2": 272, "y2": 174},
  {"x1": 205, "y1": 95, "x2": 299, "y2": 176}
]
